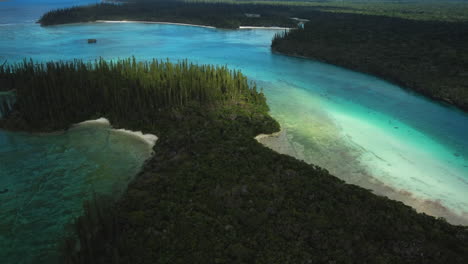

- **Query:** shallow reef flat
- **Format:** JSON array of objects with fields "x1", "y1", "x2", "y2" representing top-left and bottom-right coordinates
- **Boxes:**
[{"x1": 0, "y1": 119, "x2": 154, "y2": 263}]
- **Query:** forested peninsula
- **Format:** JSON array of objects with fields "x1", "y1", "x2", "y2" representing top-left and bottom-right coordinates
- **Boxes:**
[
  {"x1": 1, "y1": 59, "x2": 468, "y2": 263},
  {"x1": 38, "y1": 2, "x2": 297, "y2": 29}
]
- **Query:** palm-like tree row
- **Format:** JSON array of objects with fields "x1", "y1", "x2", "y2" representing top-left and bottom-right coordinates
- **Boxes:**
[{"x1": 0, "y1": 58, "x2": 266, "y2": 129}]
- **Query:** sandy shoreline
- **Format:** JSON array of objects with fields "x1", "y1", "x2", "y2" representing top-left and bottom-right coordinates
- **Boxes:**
[
  {"x1": 239, "y1": 26, "x2": 291, "y2": 30},
  {"x1": 95, "y1": 20, "x2": 216, "y2": 29},
  {"x1": 95, "y1": 20, "x2": 291, "y2": 30},
  {"x1": 75, "y1": 117, "x2": 158, "y2": 148},
  {"x1": 256, "y1": 129, "x2": 468, "y2": 226}
]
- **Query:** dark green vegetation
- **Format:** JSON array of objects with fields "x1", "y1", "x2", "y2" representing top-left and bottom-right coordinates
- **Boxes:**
[
  {"x1": 129, "y1": 0, "x2": 468, "y2": 22},
  {"x1": 272, "y1": 11, "x2": 468, "y2": 111},
  {"x1": 0, "y1": 91, "x2": 15, "y2": 119},
  {"x1": 38, "y1": 2, "x2": 297, "y2": 29},
  {"x1": 40, "y1": 0, "x2": 468, "y2": 29},
  {"x1": 2, "y1": 59, "x2": 468, "y2": 263},
  {"x1": 0, "y1": 58, "x2": 266, "y2": 131}
]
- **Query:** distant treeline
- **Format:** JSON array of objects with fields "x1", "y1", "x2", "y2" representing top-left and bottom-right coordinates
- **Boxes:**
[
  {"x1": 39, "y1": 0, "x2": 468, "y2": 29},
  {"x1": 133, "y1": 0, "x2": 468, "y2": 22},
  {"x1": 272, "y1": 11, "x2": 468, "y2": 111},
  {"x1": 0, "y1": 58, "x2": 266, "y2": 131},
  {"x1": 38, "y1": 2, "x2": 297, "y2": 28}
]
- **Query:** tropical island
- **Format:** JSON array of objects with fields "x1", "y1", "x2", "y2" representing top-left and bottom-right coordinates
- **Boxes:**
[
  {"x1": 38, "y1": 0, "x2": 468, "y2": 112},
  {"x1": 1, "y1": 58, "x2": 468, "y2": 263},
  {"x1": 2, "y1": 0, "x2": 468, "y2": 263}
]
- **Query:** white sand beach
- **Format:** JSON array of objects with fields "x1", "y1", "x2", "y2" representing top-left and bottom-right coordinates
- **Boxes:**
[
  {"x1": 95, "y1": 20, "x2": 216, "y2": 29},
  {"x1": 239, "y1": 26, "x2": 291, "y2": 30},
  {"x1": 95, "y1": 21, "x2": 290, "y2": 30},
  {"x1": 75, "y1": 117, "x2": 158, "y2": 148}
]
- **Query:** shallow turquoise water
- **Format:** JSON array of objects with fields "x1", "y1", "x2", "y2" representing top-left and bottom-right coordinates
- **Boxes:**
[
  {"x1": 1, "y1": 2, "x2": 155, "y2": 263},
  {"x1": 1, "y1": 0, "x2": 468, "y2": 262},
  {"x1": 0, "y1": 120, "x2": 154, "y2": 263}
]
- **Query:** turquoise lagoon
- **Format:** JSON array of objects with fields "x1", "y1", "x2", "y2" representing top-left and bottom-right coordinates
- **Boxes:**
[
  {"x1": 0, "y1": 118, "x2": 155, "y2": 263},
  {"x1": 1, "y1": 0, "x2": 468, "y2": 262}
]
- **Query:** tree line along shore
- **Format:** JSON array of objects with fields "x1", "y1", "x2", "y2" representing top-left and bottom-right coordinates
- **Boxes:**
[
  {"x1": 1, "y1": 58, "x2": 468, "y2": 263},
  {"x1": 38, "y1": 2, "x2": 297, "y2": 29},
  {"x1": 38, "y1": 1, "x2": 468, "y2": 112},
  {"x1": 272, "y1": 11, "x2": 468, "y2": 112}
]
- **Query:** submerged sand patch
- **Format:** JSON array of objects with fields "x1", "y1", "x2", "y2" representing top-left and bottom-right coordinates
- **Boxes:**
[
  {"x1": 256, "y1": 128, "x2": 468, "y2": 226},
  {"x1": 258, "y1": 80, "x2": 468, "y2": 226}
]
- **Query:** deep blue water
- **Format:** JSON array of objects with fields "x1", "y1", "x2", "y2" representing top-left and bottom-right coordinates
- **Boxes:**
[{"x1": 1, "y1": 0, "x2": 468, "y2": 262}]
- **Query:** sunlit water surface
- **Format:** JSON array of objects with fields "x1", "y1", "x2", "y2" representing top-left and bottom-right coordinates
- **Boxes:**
[{"x1": 1, "y1": 0, "x2": 468, "y2": 262}]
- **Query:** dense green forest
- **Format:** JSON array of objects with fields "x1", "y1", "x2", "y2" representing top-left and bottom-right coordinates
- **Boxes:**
[
  {"x1": 39, "y1": 0, "x2": 468, "y2": 28},
  {"x1": 133, "y1": 0, "x2": 468, "y2": 22},
  {"x1": 0, "y1": 58, "x2": 266, "y2": 131},
  {"x1": 272, "y1": 11, "x2": 468, "y2": 111},
  {"x1": 1, "y1": 59, "x2": 468, "y2": 263},
  {"x1": 38, "y1": 2, "x2": 297, "y2": 28}
]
